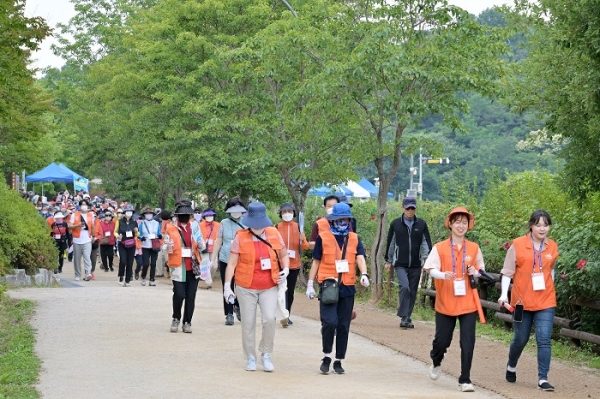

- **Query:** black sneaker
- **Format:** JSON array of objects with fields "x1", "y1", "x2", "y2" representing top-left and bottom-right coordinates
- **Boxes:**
[
  {"x1": 320, "y1": 357, "x2": 331, "y2": 374},
  {"x1": 538, "y1": 381, "x2": 554, "y2": 391},
  {"x1": 506, "y1": 365, "x2": 516, "y2": 383},
  {"x1": 400, "y1": 320, "x2": 410, "y2": 329},
  {"x1": 288, "y1": 319, "x2": 293, "y2": 325},
  {"x1": 333, "y1": 360, "x2": 345, "y2": 374},
  {"x1": 134, "y1": 271, "x2": 139, "y2": 280}
]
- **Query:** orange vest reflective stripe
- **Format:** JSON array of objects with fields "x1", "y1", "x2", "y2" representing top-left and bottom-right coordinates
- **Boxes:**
[
  {"x1": 235, "y1": 228, "x2": 281, "y2": 288},
  {"x1": 69, "y1": 212, "x2": 96, "y2": 238},
  {"x1": 317, "y1": 231, "x2": 358, "y2": 286},
  {"x1": 317, "y1": 217, "x2": 330, "y2": 234},
  {"x1": 433, "y1": 238, "x2": 480, "y2": 316},
  {"x1": 510, "y1": 235, "x2": 558, "y2": 311}
]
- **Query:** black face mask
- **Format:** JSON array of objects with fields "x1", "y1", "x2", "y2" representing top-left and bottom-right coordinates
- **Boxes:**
[{"x1": 178, "y1": 214, "x2": 190, "y2": 223}]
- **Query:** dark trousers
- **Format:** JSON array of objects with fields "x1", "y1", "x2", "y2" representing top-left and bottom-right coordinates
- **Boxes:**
[
  {"x1": 57, "y1": 249, "x2": 65, "y2": 272},
  {"x1": 100, "y1": 245, "x2": 114, "y2": 270},
  {"x1": 118, "y1": 244, "x2": 135, "y2": 283},
  {"x1": 320, "y1": 294, "x2": 355, "y2": 359},
  {"x1": 91, "y1": 246, "x2": 98, "y2": 272},
  {"x1": 285, "y1": 268, "x2": 300, "y2": 314},
  {"x1": 172, "y1": 270, "x2": 199, "y2": 324},
  {"x1": 430, "y1": 311, "x2": 477, "y2": 384},
  {"x1": 396, "y1": 267, "x2": 422, "y2": 321},
  {"x1": 135, "y1": 254, "x2": 143, "y2": 273},
  {"x1": 219, "y1": 261, "x2": 239, "y2": 315},
  {"x1": 141, "y1": 248, "x2": 158, "y2": 281}
]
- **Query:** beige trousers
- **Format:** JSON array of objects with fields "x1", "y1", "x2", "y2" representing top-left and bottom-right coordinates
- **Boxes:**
[{"x1": 235, "y1": 285, "x2": 278, "y2": 360}]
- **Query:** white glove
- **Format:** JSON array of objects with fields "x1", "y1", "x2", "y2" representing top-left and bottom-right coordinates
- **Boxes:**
[
  {"x1": 277, "y1": 268, "x2": 289, "y2": 285},
  {"x1": 223, "y1": 283, "x2": 235, "y2": 303},
  {"x1": 497, "y1": 296, "x2": 509, "y2": 306},
  {"x1": 306, "y1": 280, "x2": 315, "y2": 299},
  {"x1": 360, "y1": 274, "x2": 370, "y2": 287}
]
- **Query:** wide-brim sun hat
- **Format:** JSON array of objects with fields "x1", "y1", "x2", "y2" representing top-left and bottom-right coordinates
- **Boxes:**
[
  {"x1": 141, "y1": 207, "x2": 154, "y2": 214},
  {"x1": 444, "y1": 206, "x2": 475, "y2": 230},
  {"x1": 53, "y1": 212, "x2": 65, "y2": 219},
  {"x1": 326, "y1": 203, "x2": 354, "y2": 221},
  {"x1": 174, "y1": 199, "x2": 194, "y2": 215},
  {"x1": 241, "y1": 202, "x2": 272, "y2": 229},
  {"x1": 225, "y1": 204, "x2": 247, "y2": 214}
]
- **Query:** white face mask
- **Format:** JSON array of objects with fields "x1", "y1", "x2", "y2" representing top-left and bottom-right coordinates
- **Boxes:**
[
  {"x1": 282, "y1": 213, "x2": 294, "y2": 222},
  {"x1": 125, "y1": 211, "x2": 133, "y2": 218},
  {"x1": 105, "y1": 217, "x2": 112, "y2": 222},
  {"x1": 172, "y1": 217, "x2": 178, "y2": 223},
  {"x1": 193, "y1": 214, "x2": 202, "y2": 221},
  {"x1": 205, "y1": 216, "x2": 214, "y2": 222},
  {"x1": 80, "y1": 206, "x2": 88, "y2": 212},
  {"x1": 54, "y1": 218, "x2": 64, "y2": 224},
  {"x1": 230, "y1": 212, "x2": 243, "y2": 219},
  {"x1": 145, "y1": 214, "x2": 153, "y2": 221},
  {"x1": 325, "y1": 208, "x2": 333, "y2": 215}
]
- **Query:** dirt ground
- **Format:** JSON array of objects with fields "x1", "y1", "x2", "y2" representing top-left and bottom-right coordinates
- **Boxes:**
[{"x1": 7, "y1": 261, "x2": 600, "y2": 399}]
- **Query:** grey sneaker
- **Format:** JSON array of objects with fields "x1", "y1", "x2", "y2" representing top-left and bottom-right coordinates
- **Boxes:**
[
  {"x1": 170, "y1": 319, "x2": 180, "y2": 333},
  {"x1": 182, "y1": 322, "x2": 192, "y2": 333},
  {"x1": 141, "y1": 279, "x2": 146, "y2": 286},
  {"x1": 225, "y1": 314, "x2": 234, "y2": 325},
  {"x1": 149, "y1": 280, "x2": 156, "y2": 286},
  {"x1": 124, "y1": 282, "x2": 131, "y2": 287}
]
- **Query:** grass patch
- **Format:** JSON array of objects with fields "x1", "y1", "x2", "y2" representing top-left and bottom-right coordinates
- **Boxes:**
[{"x1": 0, "y1": 286, "x2": 40, "y2": 399}]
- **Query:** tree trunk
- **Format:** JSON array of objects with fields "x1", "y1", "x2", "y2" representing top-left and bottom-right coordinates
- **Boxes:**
[{"x1": 369, "y1": 182, "x2": 390, "y2": 302}]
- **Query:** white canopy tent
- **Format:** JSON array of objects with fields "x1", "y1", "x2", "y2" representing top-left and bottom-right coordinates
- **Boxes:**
[{"x1": 346, "y1": 180, "x2": 371, "y2": 199}]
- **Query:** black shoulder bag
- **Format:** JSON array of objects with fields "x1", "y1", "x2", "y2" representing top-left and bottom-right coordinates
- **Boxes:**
[{"x1": 320, "y1": 236, "x2": 348, "y2": 305}]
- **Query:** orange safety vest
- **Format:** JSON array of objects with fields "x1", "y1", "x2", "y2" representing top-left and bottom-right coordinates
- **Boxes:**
[
  {"x1": 235, "y1": 228, "x2": 282, "y2": 289},
  {"x1": 317, "y1": 231, "x2": 358, "y2": 286},
  {"x1": 200, "y1": 220, "x2": 220, "y2": 253},
  {"x1": 316, "y1": 217, "x2": 330, "y2": 235},
  {"x1": 276, "y1": 221, "x2": 308, "y2": 270},
  {"x1": 69, "y1": 212, "x2": 96, "y2": 239},
  {"x1": 510, "y1": 234, "x2": 558, "y2": 311},
  {"x1": 433, "y1": 238, "x2": 481, "y2": 316}
]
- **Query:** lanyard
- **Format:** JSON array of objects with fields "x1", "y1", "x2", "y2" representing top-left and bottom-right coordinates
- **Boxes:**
[
  {"x1": 450, "y1": 238, "x2": 466, "y2": 276},
  {"x1": 531, "y1": 234, "x2": 544, "y2": 273},
  {"x1": 254, "y1": 232, "x2": 268, "y2": 259},
  {"x1": 208, "y1": 223, "x2": 214, "y2": 240}
]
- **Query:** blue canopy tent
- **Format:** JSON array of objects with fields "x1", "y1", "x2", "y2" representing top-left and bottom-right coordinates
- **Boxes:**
[
  {"x1": 26, "y1": 162, "x2": 89, "y2": 194},
  {"x1": 357, "y1": 178, "x2": 394, "y2": 199},
  {"x1": 308, "y1": 184, "x2": 353, "y2": 198}
]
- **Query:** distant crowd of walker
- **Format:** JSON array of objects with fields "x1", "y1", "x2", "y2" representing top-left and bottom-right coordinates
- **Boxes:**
[{"x1": 25, "y1": 189, "x2": 559, "y2": 393}]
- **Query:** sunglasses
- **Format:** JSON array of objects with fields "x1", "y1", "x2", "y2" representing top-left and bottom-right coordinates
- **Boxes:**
[{"x1": 405, "y1": 207, "x2": 416, "y2": 211}]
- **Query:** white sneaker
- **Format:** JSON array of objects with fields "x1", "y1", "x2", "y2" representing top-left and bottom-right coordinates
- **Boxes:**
[
  {"x1": 459, "y1": 383, "x2": 475, "y2": 392},
  {"x1": 261, "y1": 353, "x2": 274, "y2": 372},
  {"x1": 74, "y1": 276, "x2": 81, "y2": 281},
  {"x1": 429, "y1": 365, "x2": 442, "y2": 380},
  {"x1": 118, "y1": 279, "x2": 124, "y2": 286},
  {"x1": 246, "y1": 355, "x2": 257, "y2": 371},
  {"x1": 141, "y1": 279, "x2": 146, "y2": 286}
]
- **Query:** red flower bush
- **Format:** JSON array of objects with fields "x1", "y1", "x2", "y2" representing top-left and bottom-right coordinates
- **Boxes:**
[
  {"x1": 504, "y1": 242, "x2": 511, "y2": 250},
  {"x1": 577, "y1": 259, "x2": 587, "y2": 270}
]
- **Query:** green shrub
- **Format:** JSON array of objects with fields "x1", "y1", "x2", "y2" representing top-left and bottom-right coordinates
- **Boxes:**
[{"x1": 0, "y1": 183, "x2": 57, "y2": 275}]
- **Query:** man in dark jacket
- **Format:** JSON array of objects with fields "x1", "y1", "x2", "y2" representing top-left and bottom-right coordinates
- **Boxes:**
[{"x1": 384, "y1": 197, "x2": 432, "y2": 329}]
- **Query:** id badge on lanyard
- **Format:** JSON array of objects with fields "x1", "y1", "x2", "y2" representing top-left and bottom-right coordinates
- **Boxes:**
[
  {"x1": 532, "y1": 273, "x2": 546, "y2": 291},
  {"x1": 54, "y1": 234, "x2": 62, "y2": 240},
  {"x1": 453, "y1": 279, "x2": 467, "y2": 296},
  {"x1": 260, "y1": 258, "x2": 272, "y2": 270},
  {"x1": 105, "y1": 231, "x2": 111, "y2": 237},
  {"x1": 287, "y1": 249, "x2": 296, "y2": 259},
  {"x1": 125, "y1": 230, "x2": 133, "y2": 238},
  {"x1": 335, "y1": 260, "x2": 349, "y2": 273},
  {"x1": 181, "y1": 247, "x2": 192, "y2": 258}
]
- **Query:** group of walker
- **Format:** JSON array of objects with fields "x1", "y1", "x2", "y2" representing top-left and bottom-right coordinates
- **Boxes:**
[{"x1": 163, "y1": 194, "x2": 558, "y2": 393}]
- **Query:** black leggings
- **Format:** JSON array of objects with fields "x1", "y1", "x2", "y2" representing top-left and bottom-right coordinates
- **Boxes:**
[
  {"x1": 219, "y1": 260, "x2": 239, "y2": 315},
  {"x1": 285, "y1": 268, "x2": 300, "y2": 313},
  {"x1": 142, "y1": 248, "x2": 158, "y2": 281},
  {"x1": 118, "y1": 244, "x2": 136, "y2": 283},
  {"x1": 100, "y1": 245, "x2": 114, "y2": 269}
]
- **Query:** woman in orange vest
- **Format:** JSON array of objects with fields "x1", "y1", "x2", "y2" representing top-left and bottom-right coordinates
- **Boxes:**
[
  {"x1": 199, "y1": 208, "x2": 220, "y2": 289},
  {"x1": 223, "y1": 202, "x2": 290, "y2": 372},
  {"x1": 276, "y1": 202, "x2": 309, "y2": 327},
  {"x1": 306, "y1": 203, "x2": 370, "y2": 375},
  {"x1": 50, "y1": 211, "x2": 70, "y2": 274},
  {"x1": 423, "y1": 207, "x2": 485, "y2": 393},
  {"x1": 498, "y1": 209, "x2": 558, "y2": 392}
]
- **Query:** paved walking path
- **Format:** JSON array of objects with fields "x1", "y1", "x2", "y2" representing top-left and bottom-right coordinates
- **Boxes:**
[{"x1": 9, "y1": 263, "x2": 504, "y2": 398}]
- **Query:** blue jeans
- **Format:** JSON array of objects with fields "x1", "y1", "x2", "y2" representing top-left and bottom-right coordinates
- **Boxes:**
[{"x1": 508, "y1": 307, "x2": 555, "y2": 381}]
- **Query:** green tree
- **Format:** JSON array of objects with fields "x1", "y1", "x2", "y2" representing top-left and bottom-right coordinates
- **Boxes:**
[
  {"x1": 0, "y1": 0, "x2": 52, "y2": 175},
  {"x1": 330, "y1": 0, "x2": 510, "y2": 301}
]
